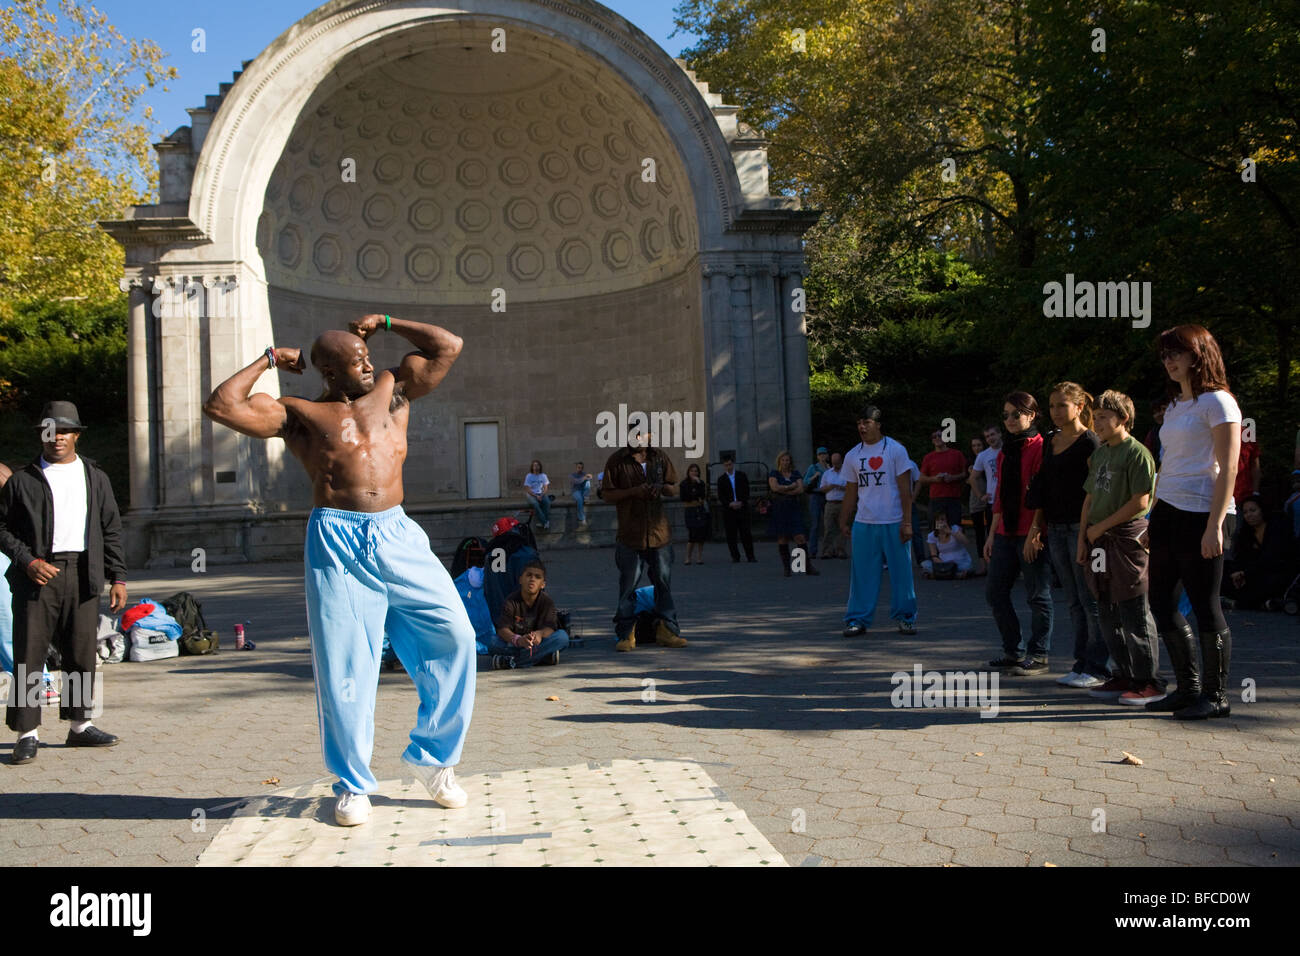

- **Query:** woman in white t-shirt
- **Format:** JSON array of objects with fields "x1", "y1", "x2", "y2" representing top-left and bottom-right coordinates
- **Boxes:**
[
  {"x1": 921, "y1": 513, "x2": 973, "y2": 578},
  {"x1": 1146, "y1": 325, "x2": 1241, "y2": 720},
  {"x1": 523, "y1": 460, "x2": 552, "y2": 530}
]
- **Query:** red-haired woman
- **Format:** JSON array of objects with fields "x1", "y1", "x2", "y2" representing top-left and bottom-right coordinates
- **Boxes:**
[
  {"x1": 1146, "y1": 325, "x2": 1241, "y2": 719},
  {"x1": 983, "y1": 391, "x2": 1053, "y2": 674}
]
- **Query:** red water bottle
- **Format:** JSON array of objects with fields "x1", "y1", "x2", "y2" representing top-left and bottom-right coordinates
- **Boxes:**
[{"x1": 234, "y1": 624, "x2": 245, "y2": 650}]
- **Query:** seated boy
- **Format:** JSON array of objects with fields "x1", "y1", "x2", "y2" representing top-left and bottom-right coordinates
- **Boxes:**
[
  {"x1": 1079, "y1": 390, "x2": 1166, "y2": 707},
  {"x1": 488, "y1": 560, "x2": 569, "y2": 669}
]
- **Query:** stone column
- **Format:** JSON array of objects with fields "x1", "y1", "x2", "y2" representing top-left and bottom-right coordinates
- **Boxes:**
[
  {"x1": 781, "y1": 269, "x2": 813, "y2": 461},
  {"x1": 750, "y1": 264, "x2": 787, "y2": 465},
  {"x1": 125, "y1": 284, "x2": 155, "y2": 513},
  {"x1": 702, "y1": 265, "x2": 736, "y2": 461}
]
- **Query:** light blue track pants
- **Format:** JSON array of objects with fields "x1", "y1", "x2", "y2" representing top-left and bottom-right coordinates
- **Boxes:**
[
  {"x1": 304, "y1": 506, "x2": 476, "y2": 797},
  {"x1": 844, "y1": 521, "x2": 917, "y2": 628}
]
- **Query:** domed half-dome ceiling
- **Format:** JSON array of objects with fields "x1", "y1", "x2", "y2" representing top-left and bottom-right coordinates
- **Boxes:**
[{"x1": 258, "y1": 38, "x2": 699, "y2": 305}]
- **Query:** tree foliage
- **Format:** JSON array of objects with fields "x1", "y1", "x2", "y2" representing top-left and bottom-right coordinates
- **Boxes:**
[{"x1": 0, "y1": 0, "x2": 175, "y2": 315}]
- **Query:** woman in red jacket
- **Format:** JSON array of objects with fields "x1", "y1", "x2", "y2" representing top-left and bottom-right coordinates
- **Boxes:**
[{"x1": 983, "y1": 391, "x2": 1054, "y2": 674}]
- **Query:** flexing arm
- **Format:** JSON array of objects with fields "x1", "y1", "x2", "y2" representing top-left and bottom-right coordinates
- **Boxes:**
[
  {"x1": 203, "y1": 350, "x2": 300, "y2": 438},
  {"x1": 350, "y1": 314, "x2": 462, "y2": 401}
]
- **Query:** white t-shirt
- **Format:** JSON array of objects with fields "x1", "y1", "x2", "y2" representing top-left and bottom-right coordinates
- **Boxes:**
[
  {"x1": 927, "y1": 530, "x2": 973, "y2": 570},
  {"x1": 1155, "y1": 391, "x2": 1241, "y2": 514},
  {"x1": 973, "y1": 446, "x2": 1000, "y2": 502},
  {"x1": 822, "y1": 466, "x2": 847, "y2": 502},
  {"x1": 524, "y1": 473, "x2": 549, "y2": 495},
  {"x1": 842, "y1": 438, "x2": 911, "y2": 524},
  {"x1": 41, "y1": 456, "x2": 88, "y2": 553}
]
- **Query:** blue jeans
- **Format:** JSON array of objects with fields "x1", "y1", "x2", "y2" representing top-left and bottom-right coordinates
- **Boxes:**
[
  {"x1": 571, "y1": 480, "x2": 589, "y2": 523},
  {"x1": 1045, "y1": 523, "x2": 1109, "y2": 676},
  {"x1": 986, "y1": 533, "x2": 1053, "y2": 661},
  {"x1": 807, "y1": 493, "x2": 826, "y2": 557},
  {"x1": 613, "y1": 543, "x2": 678, "y2": 639},
  {"x1": 486, "y1": 629, "x2": 570, "y2": 667},
  {"x1": 527, "y1": 493, "x2": 551, "y2": 527},
  {"x1": 845, "y1": 522, "x2": 917, "y2": 627}
]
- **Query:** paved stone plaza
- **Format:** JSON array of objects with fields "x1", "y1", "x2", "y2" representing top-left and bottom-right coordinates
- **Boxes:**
[{"x1": 1, "y1": 547, "x2": 1297, "y2": 866}]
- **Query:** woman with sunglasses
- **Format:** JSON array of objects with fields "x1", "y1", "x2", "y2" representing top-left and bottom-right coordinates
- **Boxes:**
[
  {"x1": 983, "y1": 392, "x2": 1053, "y2": 674},
  {"x1": 1146, "y1": 326, "x2": 1240, "y2": 719}
]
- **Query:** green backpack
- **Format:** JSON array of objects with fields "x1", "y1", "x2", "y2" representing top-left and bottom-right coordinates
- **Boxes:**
[{"x1": 163, "y1": 591, "x2": 220, "y2": 655}]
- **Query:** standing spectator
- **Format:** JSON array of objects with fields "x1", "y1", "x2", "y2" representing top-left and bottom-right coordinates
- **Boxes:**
[
  {"x1": 803, "y1": 447, "x2": 832, "y2": 560},
  {"x1": 769, "y1": 451, "x2": 819, "y2": 577},
  {"x1": 1143, "y1": 399, "x2": 1166, "y2": 462},
  {"x1": 570, "y1": 462, "x2": 593, "y2": 527},
  {"x1": 1221, "y1": 496, "x2": 1294, "y2": 610},
  {"x1": 487, "y1": 560, "x2": 569, "y2": 668},
  {"x1": 680, "y1": 463, "x2": 710, "y2": 565},
  {"x1": 1225, "y1": 427, "x2": 1261, "y2": 540},
  {"x1": 906, "y1": 455, "x2": 925, "y2": 567},
  {"x1": 1079, "y1": 390, "x2": 1166, "y2": 705},
  {"x1": 820, "y1": 452, "x2": 849, "y2": 559},
  {"x1": 1146, "y1": 324, "x2": 1240, "y2": 720},
  {"x1": 1025, "y1": 382, "x2": 1108, "y2": 689},
  {"x1": 921, "y1": 513, "x2": 973, "y2": 578},
  {"x1": 967, "y1": 436, "x2": 990, "y2": 562},
  {"x1": 983, "y1": 392, "x2": 1053, "y2": 675},
  {"x1": 1285, "y1": 470, "x2": 1300, "y2": 542},
  {"x1": 602, "y1": 431, "x2": 687, "y2": 651},
  {"x1": 839, "y1": 405, "x2": 917, "y2": 636},
  {"x1": 1, "y1": 402, "x2": 128, "y2": 764},
  {"x1": 716, "y1": 455, "x2": 757, "y2": 563},
  {"x1": 523, "y1": 460, "x2": 551, "y2": 530},
  {"x1": 972, "y1": 425, "x2": 1002, "y2": 572},
  {"x1": 920, "y1": 430, "x2": 967, "y2": 530}
]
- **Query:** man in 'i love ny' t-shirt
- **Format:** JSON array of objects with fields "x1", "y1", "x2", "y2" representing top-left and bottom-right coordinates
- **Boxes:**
[{"x1": 838, "y1": 405, "x2": 918, "y2": 636}]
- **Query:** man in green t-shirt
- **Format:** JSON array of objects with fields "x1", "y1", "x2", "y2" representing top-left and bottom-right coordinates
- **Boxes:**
[{"x1": 1079, "y1": 390, "x2": 1168, "y2": 708}]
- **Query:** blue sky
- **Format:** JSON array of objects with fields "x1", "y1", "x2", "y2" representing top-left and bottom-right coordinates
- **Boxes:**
[{"x1": 92, "y1": 0, "x2": 696, "y2": 138}]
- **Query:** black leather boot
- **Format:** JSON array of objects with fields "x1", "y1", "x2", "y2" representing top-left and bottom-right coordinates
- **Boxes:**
[
  {"x1": 1146, "y1": 625, "x2": 1200, "y2": 712},
  {"x1": 779, "y1": 543, "x2": 791, "y2": 577},
  {"x1": 1175, "y1": 629, "x2": 1232, "y2": 720}
]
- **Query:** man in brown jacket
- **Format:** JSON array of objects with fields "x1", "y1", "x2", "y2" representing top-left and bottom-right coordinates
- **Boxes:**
[{"x1": 601, "y1": 430, "x2": 688, "y2": 652}]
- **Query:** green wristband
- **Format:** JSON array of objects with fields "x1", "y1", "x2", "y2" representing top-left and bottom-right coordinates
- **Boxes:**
[{"x1": 384, "y1": 314, "x2": 391, "y2": 330}]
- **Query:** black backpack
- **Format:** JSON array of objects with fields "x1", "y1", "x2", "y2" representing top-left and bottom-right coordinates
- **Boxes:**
[
  {"x1": 163, "y1": 591, "x2": 220, "y2": 655},
  {"x1": 450, "y1": 536, "x2": 489, "y2": 578}
]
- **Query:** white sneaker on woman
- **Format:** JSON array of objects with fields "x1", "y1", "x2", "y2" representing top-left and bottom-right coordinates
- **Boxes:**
[{"x1": 1056, "y1": 670, "x2": 1085, "y2": 687}]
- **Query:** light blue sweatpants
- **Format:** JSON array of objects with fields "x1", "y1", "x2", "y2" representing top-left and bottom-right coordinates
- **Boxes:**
[
  {"x1": 304, "y1": 506, "x2": 477, "y2": 797},
  {"x1": 845, "y1": 521, "x2": 918, "y2": 628}
]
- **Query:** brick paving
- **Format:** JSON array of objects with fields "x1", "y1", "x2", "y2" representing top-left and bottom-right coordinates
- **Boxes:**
[{"x1": 1, "y1": 546, "x2": 1296, "y2": 866}]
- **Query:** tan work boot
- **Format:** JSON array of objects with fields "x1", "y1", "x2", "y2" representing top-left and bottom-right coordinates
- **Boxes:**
[
  {"x1": 655, "y1": 622, "x2": 688, "y2": 648},
  {"x1": 615, "y1": 634, "x2": 636, "y2": 652}
]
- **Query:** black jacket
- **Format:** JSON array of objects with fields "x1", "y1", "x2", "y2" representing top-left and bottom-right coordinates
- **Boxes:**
[
  {"x1": 0, "y1": 455, "x2": 126, "y2": 599},
  {"x1": 716, "y1": 469, "x2": 750, "y2": 505}
]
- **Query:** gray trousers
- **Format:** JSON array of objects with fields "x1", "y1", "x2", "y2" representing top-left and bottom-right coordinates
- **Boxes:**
[{"x1": 1097, "y1": 595, "x2": 1165, "y2": 687}]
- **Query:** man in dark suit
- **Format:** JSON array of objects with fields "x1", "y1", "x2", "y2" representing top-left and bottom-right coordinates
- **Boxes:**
[
  {"x1": 1, "y1": 401, "x2": 128, "y2": 764},
  {"x1": 716, "y1": 454, "x2": 757, "y2": 563}
]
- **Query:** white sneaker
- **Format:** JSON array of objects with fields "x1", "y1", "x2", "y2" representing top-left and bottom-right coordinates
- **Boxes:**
[
  {"x1": 334, "y1": 791, "x2": 371, "y2": 827},
  {"x1": 1056, "y1": 670, "x2": 1085, "y2": 686},
  {"x1": 407, "y1": 762, "x2": 468, "y2": 809},
  {"x1": 1072, "y1": 673, "x2": 1104, "y2": 689}
]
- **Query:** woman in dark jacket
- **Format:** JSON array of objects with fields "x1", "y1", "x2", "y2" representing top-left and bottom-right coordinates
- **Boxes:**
[
  {"x1": 680, "y1": 463, "x2": 710, "y2": 565},
  {"x1": 1222, "y1": 495, "x2": 1295, "y2": 609}
]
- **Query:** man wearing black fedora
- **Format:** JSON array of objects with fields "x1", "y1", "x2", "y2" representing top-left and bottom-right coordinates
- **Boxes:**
[{"x1": 0, "y1": 401, "x2": 128, "y2": 764}]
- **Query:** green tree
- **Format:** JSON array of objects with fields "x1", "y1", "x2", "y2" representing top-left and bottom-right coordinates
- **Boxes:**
[{"x1": 0, "y1": 0, "x2": 176, "y2": 315}]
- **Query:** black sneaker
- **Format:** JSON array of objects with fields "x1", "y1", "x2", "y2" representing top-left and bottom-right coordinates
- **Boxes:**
[
  {"x1": 1012, "y1": 658, "x2": 1049, "y2": 676},
  {"x1": 491, "y1": 655, "x2": 516, "y2": 670},
  {"x1": 842, "y1": 623, "x2": 867, "y2": 638},
  {"x1": 988, "y1": 656, "x2": 1021, "y2": 670},
  {"x1": 897, "y1": 620, "x2": 917, "y2": 635}
]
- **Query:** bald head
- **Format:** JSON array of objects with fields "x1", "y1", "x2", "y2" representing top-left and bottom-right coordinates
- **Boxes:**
[
  {"x1": 0, "y1": 461, "x2": 11, "y2": 488},
  {"x1": 310, "y1": 330, "x2": 375, "y2": 398}
]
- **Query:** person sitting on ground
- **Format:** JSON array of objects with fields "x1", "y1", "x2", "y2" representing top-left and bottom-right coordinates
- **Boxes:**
[
  {"x1": 523, "y1": 460, "x2": 552, "y2": 530},
  {"x1": 1221, "y1": 495, "x2": 1296, "y2": 611},
  {"x1": 921, "y1": 513, "x2": 973, "y2": 579},
  {"x1": 488, "y1": 560, "x2": 569, "y2": 669}
]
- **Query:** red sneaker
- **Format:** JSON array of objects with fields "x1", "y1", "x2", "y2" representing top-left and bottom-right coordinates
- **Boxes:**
[{"x1": 1118, "y1": 683, "x2": 1167, "y2": 706}]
